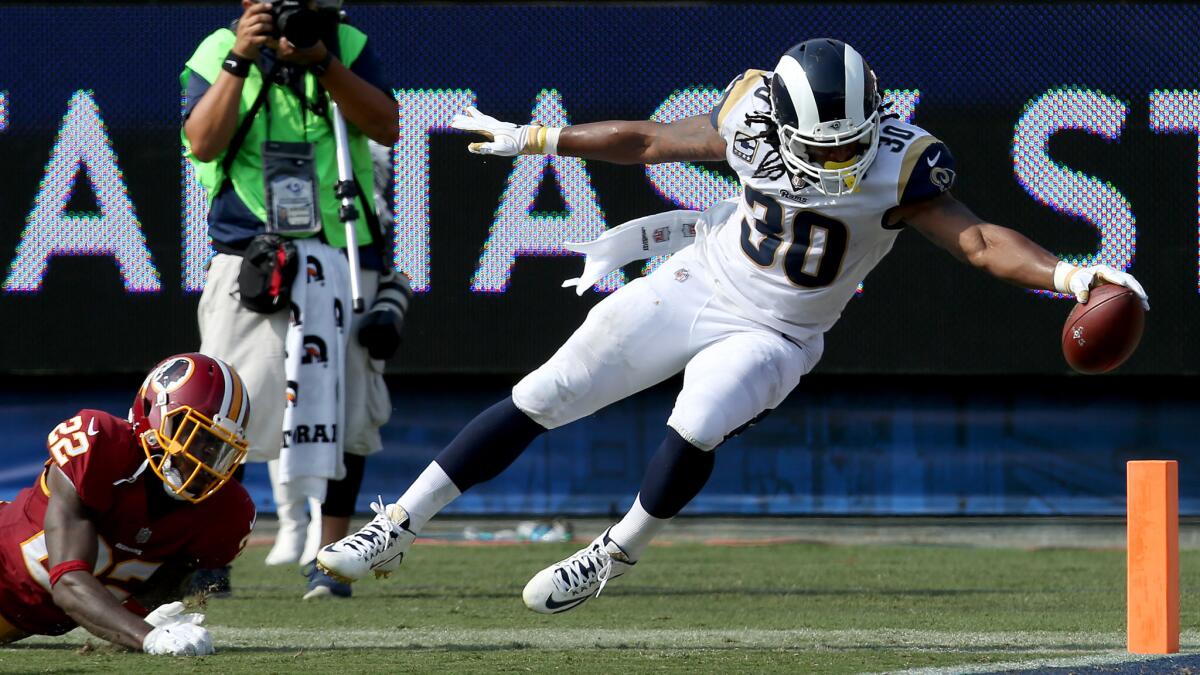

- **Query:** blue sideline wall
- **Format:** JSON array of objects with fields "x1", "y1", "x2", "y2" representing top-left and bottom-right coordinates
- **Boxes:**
[{"x1": 1, "y1": 378, "x2": 1194, "y2": 516}]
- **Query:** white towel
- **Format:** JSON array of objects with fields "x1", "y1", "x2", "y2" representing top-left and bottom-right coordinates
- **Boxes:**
[{"x1": 272, "y1": 239, "x2": 350, "y2": 503}]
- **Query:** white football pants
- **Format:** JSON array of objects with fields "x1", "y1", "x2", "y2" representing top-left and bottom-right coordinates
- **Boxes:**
[{"x1": 512, "y1": 246, "x2": 822, "y2": 450}]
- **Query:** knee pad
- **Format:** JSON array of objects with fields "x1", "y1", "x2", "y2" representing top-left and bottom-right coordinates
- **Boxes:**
[
  {"x1": 666, "y1": 405, "x2": 729, "y2": 452},
  {"x1": 512, "y1": 349, "x2": 594, "y2": 430},
  {"x1": 668, "y1": 336, "x2": 805, "y2": 451}
]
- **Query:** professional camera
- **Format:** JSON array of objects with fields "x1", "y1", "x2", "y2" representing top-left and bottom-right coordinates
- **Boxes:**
[
  {"x1": 266, "y1": 0, "x2": 335, "y2": 50},
  {"x1": 357, "y1": 270, "x2": 414, "y2": 360}
]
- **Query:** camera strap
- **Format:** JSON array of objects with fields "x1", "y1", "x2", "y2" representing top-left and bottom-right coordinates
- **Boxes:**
[{"x1": 220, "y1": 61, "x2": 278, "y2": 177}]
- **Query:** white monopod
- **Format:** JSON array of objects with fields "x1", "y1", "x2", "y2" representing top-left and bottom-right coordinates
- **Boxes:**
[{"x1": 329, "y1": 101, "x2": 365, "y2": 313}]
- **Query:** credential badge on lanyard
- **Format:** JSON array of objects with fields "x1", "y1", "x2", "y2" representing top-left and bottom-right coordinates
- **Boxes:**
[{"x1": 263, "y1": 140, "x2": 322, "y2": 234}]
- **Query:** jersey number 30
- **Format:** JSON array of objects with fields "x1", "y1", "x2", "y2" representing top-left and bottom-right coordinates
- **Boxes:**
[{"x1": 739, "y1": 186, "x2": 849, "y2": 287}]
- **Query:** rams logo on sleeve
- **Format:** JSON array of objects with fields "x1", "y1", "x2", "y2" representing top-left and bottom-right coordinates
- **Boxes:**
[{"x1": 898, "y1": 138, "x2": 956, "y2": 206}]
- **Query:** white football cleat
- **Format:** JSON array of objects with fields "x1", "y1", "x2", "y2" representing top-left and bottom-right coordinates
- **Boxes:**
[
  {"x1": 316, "y1": 498, "x2": 415, "y2": 583},
  {"x1": 522, "y1": 528, "x2": 635, "y2": 614}
]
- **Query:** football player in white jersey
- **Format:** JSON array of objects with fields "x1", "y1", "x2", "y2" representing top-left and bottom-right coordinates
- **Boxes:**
[{"x1": 318, "y1": 39, "x2": 1148, "y2": 613}]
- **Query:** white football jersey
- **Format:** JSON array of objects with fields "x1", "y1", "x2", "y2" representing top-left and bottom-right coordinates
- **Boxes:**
[{"x1": 694, "y1": 69, "x2": 957, "y2": 342}]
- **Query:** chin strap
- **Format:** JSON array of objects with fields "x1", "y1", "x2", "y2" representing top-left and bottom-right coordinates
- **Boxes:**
[
  {"x1": 116, "y1": 454, "x2": 190, "y2": 500},
  {"x1": 111, "y1": 457, "x2": 153, "y2": 487}
]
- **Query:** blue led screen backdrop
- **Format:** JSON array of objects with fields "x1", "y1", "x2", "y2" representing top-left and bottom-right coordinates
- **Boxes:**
[{"x1": 0, "y1": 4, "x2": 1197, "y2": 374}]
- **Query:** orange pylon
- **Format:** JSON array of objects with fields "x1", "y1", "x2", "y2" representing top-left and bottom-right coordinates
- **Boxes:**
[{"x1": 1127, "y1": 460, "x2": 1180, "y2": 654}]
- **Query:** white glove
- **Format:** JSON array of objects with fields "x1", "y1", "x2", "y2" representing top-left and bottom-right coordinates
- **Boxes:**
[
  {"x1": 561, "y1": 210, "x2": 702, "y2": 295},
  {"x1": 142, "y1": 622, "x2": 214, "y2": 656},
  {"x1": 142, "y1": 602, "x2": 212, "y2": 656},
  {"x1": 1054, "y1": 261, "x2": 1150, "y2": 310},
  {"x1": 144, "y1": 601, "x2": 205, "y2": 629},
  {"x1": 449, "y1": 107, "x2": 560, "y2": 156}
]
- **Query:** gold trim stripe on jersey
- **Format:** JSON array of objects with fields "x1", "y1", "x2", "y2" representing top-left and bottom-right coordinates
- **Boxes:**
[
  {"x1": 895, "y1": 135, "x2": 939, "y2": 203},
  {"x1": 717, "y1": 69, "x2": 768, "y2": 129}
]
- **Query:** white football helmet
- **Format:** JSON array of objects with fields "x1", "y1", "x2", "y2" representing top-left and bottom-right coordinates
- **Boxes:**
[{"x1": 769, "y1": 38, "x2": 882, "y2": 196}]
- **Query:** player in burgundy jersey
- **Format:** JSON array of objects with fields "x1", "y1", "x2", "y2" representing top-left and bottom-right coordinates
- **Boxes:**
[{"x1": 0, "y1": 353, "x2": 255, "y2": 656}]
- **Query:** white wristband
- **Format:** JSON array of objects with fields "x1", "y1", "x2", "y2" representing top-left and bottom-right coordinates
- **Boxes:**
[
  {"x1": 543, "y1": 127, "x2": 561, "y2": 155},
  {"x1": 1053, "y1": 260, "x2": 1079, "y2": 294},
  {"x1": 524, "y1": 126, "x2": 563, "y2": 155}
]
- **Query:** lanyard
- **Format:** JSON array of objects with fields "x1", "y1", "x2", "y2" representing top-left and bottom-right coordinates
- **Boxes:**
[{"x1": 261, "y1": 62, "x2": 328, "y2": 143}]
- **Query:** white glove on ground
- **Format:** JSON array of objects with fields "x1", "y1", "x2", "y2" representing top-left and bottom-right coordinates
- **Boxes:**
[
  {"x1": 144, "y1": 601, "x2": 205, "y2": 629},
  {"x1": 1054, "y1": 261, "x2": 1150, "y2": 310},
  {"x1": 142, "y1": 602, "x2": 213, "y2": 656},
  {"x1": 449, "y1": 107, "x2": 559, "y2": 156}
]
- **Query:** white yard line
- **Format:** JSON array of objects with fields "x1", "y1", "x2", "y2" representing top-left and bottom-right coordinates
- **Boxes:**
[
  {"x1": 11, "y1": 626, "x2": 1200, "y2": 654},
  {"x1": 886, "y1": 649, "x2": 1173, "y2": 674}
]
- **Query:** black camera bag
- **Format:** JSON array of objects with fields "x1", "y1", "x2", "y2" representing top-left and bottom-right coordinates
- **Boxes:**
[{"x1": 237, "y1": 234, "x2": 298, "y2": 313}]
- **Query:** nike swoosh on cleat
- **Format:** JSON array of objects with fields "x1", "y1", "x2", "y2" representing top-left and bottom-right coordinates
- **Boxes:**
[
  {"x1": 543, "y1": 594, "x2": 590, "y2": 612},
  {"x1": 373, "y1": 550, "x2": 404, "y2": 570}
]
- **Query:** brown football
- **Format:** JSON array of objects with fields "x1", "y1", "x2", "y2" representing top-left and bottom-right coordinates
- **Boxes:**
[{"x1": 1061, "y1": 283, "x2": 1145, "y2": 374}]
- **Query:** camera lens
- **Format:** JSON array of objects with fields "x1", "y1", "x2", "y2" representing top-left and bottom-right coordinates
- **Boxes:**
[{"x1": 279, "y1": 8, "x2": 322, "y2": 49}]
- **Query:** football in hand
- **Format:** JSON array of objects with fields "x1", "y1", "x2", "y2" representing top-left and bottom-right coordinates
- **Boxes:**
[{"x1": 1061, "y1": 283, "x2": 1145, "y2": 374}]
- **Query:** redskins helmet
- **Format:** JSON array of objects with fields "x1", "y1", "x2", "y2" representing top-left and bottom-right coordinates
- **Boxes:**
[
  {"x1": 130, "y1": 353, "x2": 250, "y2": 503},
  {"x1": 769, "y1": 38, "x2": 882, "y2": 196}
]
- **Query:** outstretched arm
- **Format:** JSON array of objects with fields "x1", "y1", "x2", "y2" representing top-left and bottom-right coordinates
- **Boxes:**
[
  {"x1": 556, "y1": 115, "x2": 727, "y2": 164},
  {"x1": 450, "y1": 108, "x2": 726, "y2": 164},
  {"x1": 901, "y1": 193, "x2": 1058, "y2": 290},
  {"x1": 901, "y1": 193, "x2": 1149, "y2": 307}
]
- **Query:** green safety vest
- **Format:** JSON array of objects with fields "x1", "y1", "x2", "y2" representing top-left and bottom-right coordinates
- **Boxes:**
[{"x1": 181, "y1": 24, "x2": 376, "y2": 248}]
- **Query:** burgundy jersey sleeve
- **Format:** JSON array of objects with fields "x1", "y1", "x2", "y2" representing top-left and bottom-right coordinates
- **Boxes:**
[
  {"x1": 46, "y1": 410, "x2": 137, "y2": 513},
  {"x1": 185, "y1": 485, "x2": 256, "y2": 569}
]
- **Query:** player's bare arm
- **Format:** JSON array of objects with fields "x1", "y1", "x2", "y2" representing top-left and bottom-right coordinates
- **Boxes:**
[
  {"x1": 900, "y1": 193, "x2": 1058, "y2": 290},
  {"x1": 450, "y1": 108, "x2": 726, "y2": 164},
  {"x1": 902, "y1": 193, "x2": 1149, "y2": 308},
  {"x1": 556, "y1": 115, "x2": 726, "y2": 164},
  {"x1": 44, "y1": 465, "x2": 154, "y2": 650}
]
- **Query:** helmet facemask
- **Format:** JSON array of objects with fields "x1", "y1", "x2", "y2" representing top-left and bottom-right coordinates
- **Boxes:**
[
  {"x1": 775, "y1": 112, "x2": 881, "y2": 196},
  {"x1": 142, "y1": 406, "x2": 247, "y2": 504}
]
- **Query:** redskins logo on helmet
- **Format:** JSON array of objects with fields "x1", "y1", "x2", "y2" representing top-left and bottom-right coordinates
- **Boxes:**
[{"x1": 130, "y1": 353, "x2": 250, "y2": 503}]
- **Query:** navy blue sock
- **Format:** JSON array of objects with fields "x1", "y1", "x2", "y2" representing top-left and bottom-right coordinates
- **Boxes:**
[
  {"x1": 434, "y1": 396, "x2": 547, "y2": 492},
  {"x1": 638, "y1": 429, "x2": 715, "y2": 519}
]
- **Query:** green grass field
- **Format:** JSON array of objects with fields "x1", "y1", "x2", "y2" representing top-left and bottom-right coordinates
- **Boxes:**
[{"x1": 3, "y1": 538, "x2": 1196, "y2": 673}]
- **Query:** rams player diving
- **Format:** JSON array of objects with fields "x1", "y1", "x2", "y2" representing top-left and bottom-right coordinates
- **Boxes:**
[
  {"x1": 319, "y1": 39, "x2": 1149, "y2": 613},
  {"x1": 0, "y1": 354, "x2": 254, "y2": 654}
]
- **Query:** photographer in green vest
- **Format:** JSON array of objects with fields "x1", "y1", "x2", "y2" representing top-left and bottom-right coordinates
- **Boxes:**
[{"x1": 181, "y1": 0, "x2": 407, "y2": 601}]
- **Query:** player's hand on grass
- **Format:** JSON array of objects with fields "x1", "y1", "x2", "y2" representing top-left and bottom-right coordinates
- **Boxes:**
[
  {"x1": 142, "y1": 602, "x2": 213, "y2": 656},
  {"x1": 1054, "y1": 261, "x2": 1150, "y2": 310},
  {"x1": 450, "y1": 107, "x2": 556, "y2": 156}
]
